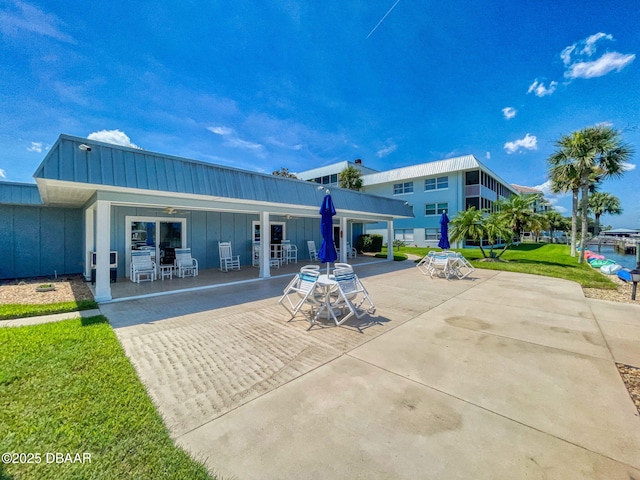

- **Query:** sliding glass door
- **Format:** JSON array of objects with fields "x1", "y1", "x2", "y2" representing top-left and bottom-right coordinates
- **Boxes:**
[{"x1": 126, "y1": 217, "x2": 186, "y2": 276}]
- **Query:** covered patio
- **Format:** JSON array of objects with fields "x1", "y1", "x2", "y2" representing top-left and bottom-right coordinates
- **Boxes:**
[
  {"x1": 92, "y1": 253, "x2": 388, "y2": 302},
  {"x1": 33, "y1": 134, "x2": 413, "y2": 302}
]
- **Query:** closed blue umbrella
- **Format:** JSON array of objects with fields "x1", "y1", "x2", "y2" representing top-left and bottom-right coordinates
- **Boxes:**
[
  {"x1": 318, "y1": 193, "x2": 338, "y2": 273},
  {"x1": 438, "y1": 211, "x2": 450, "y2": 250}
]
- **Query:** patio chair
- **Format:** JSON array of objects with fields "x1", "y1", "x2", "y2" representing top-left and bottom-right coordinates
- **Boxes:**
[
  {"x1": 330, "y1": 267, "x2": 376, "y2": 326},
  {"x1": 175, "y1": 248, "x2": 199, "y2": 278},
  {"x1": 219, "y1": 241, "x2": 240, "y2": 272},
  {"x1": 278, "y1": 267, "x2": 324, "y2": 324},
  {"x1": 333, "y1": 262, "x2": 353, "y2": 272},
  {"x1": 346, "y1": 242, "x2": 357, "y2": 259},
  {"x1": 427, "y1": 253, "x2": 451, "y2": 279},
  {"x1": 445, "y1": 252, "x2": 475, "y2": 279},
  {"x1": 130, "y1": 250, "x2": 156, "y2": 283},
  {"x1": 282, "y1": 240, "x2": 298, "y2": 264},
  {"x1": 416, "y1": 251, "x2": 437, "y2": 275},
  {"x1": 252, "y1": 242, "x2": 260, "y2": 267},
  {"x1": 307, "y1": 240, "x2": 319, "y2": 261}
]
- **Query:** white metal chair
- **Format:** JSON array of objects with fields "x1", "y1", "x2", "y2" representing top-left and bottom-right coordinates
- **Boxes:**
[
  {"x1": 416, "y1": 251, "x2": 437, "y2": 275},
  {"x1": 219, "y1": 241, "x2": 240, "y2": 272},
  {"x1": 278, "y1": 267, "x2": 324, "y2": 325},
  {"x1": 252, "y1": 242, "x2": 260, "y2": 267},
  {"x1": 175, "y1": 248, "x2": 199, "y2": 277},
  {"x1": 282, "y1": 240, "x2": 298, "y2": 264},
  {"x1": 445, "y1": 252, "x2": 475, "y2": 279},
  {"x1": 130, "y1": 250, "x2": 156, "y2": 283},
  {"x1": 330, "y1": 268, "x2": 376, "y2": 325},
  {"x1": 307, "y1": 240, "x2": 319, "y2": 261},
  {"x1": 346, "y1": 242, "x2": 357, "y2": 259},
  {"x1": 427, "y1": 253, "x2": 451, "y2": 279}
]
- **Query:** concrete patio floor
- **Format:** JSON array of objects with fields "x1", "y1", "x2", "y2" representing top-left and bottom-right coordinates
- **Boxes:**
[{"x1": 100, "y1": 260, "x2": 640, "y2": 479}]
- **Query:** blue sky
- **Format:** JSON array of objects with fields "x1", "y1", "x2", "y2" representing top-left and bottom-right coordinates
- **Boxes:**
[{"x1": 1, "y1": 0, "x2": 639, "y2": 227}]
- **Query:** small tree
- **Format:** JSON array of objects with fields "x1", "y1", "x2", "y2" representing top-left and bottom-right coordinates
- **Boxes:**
[
  {"x1": 338, "y1": 165, "x2": 363, "y2": 190},
  {"x1": 272, "y1": 167, "x2": 298, "y2": 178},
  {"x1": 484, "y1": 212, "x2": 516, "y2": 258},
  {"x1": 449, "y1": 207, "x2": 488, "y2": 258}
]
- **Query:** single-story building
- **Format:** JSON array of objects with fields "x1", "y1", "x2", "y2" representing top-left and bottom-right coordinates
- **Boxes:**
[{"x1": 0, "y1": 134, "x2": 413, "y2": 302}]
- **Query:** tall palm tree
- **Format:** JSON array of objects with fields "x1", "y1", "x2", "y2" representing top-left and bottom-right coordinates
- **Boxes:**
[
  {"x1": 588, "y1": 192, "x2": 622, "y2": 236},
  {"x1": 449, "y1": 207, "x2": 487, "y2": 258},
  {"x1": 547, "y1": 125, "x2": 633, "y2": 263},
  {"x1": 548, "y1": 163, "x2": 580, "y2": 256}
]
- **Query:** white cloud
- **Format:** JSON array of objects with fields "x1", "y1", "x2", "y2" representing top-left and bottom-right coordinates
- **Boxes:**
[
  {"x1": 87, "y1": 129, "x2": 141, "y2": 149},
  {"x1": 560, "y1": 33, "x2": 635, "y2": 80},
  {"x1": 527, "y1": 80, "x2": 557, "y2": 97},
  {"x1": 376, "y1": 142, "x2": 397, "y2": 158},
  {"x1": 0, "y1": 0, "x2": 75, "y2": 43},
  {"x1": 485, "y1": 152, "x2": 491, "y2": 160},
  {"x1": 27, "y1": 141, "x2": 42, "y2": 152},
  {"x1": 565, "y1": 51, "x2": 636, "y2": 79},
  {"x1": 0, "y1": 168, "x2": 6, "y2": 178},
  {"x1": 622, "y1": 162, "x2": 636, "y2": 171},
  {"x1": 502, "y1": 107, "x2": 517, "y2": 119},
  {"x1": 504, "y1": 133, "x2": 537, "y2": 154},
  {"x1": 207, "y1": 126, "x2": 233, "y2": 136},
  {"x1": 206, "y1": 125, "x2": 264, "y2": 155}
]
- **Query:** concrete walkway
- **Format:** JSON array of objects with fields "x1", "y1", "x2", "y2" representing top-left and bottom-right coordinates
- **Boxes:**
[{"x1": 101, "y1": 261, "x2": 640, "y2": 479}]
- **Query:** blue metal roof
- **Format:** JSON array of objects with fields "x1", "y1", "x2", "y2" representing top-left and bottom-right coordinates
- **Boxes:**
[
  {"x1": 33, "y1": 135, "x2": 413, "y2": 218},
  {"x1": 0, "y1": 182, "x2": 43, "y2": 205}
]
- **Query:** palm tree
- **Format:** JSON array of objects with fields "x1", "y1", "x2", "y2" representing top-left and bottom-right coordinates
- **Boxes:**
[
  {"x1": 484, "y1": 212, "x2": 515, "y2": 258},
  {"x1": 548, "y1": 163, "x2": 580, "y2": 256},
  {"x1": 588, "y1": 192, "x2": 622, "y2": 236},
  {"x1": 544, "y1": 210, "x2": 570, "y2": 243},
  {"x1": 449, "y1": 207, "x2": 487, "y2": 258},
  {"x1": 547, "y1": 125, "x2": 633, "y2": 262},
  {"x1": 495, "y1": 194, "x2": 544, "y2": 241}
]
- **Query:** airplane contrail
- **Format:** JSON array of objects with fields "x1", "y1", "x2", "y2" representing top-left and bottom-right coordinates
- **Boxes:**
[{"x1": 366, "y1": 0, "x2": 401, "y2": 39}]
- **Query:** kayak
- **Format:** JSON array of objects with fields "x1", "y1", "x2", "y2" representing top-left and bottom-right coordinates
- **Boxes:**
[
  {"x1": 600, "y1": 263, "x2": 622, "y2": 274},
  {"x1": 586, "y1": 253, "x2": 605, "y2": 260},
  {"x1": 617, "y1": 269, "x2": 632, "y2": 282},
  {"x1": 589, "y1": 259, "x2": 617, "y2": 268}
]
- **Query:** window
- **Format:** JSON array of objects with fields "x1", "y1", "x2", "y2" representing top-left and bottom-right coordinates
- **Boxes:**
[
  {"x1": 393, "y1": 182, "x2": 413, "y2": 195},
  {"x1": 425, "y1": 202, "x2": 448, "y2": 215},
  {"x1": 425, "y1": 228, "x2": 440, "y2": 241},
  {"x1": 465, "y1": 170, "x2": 479, "y2": 185},
  {"x1": 425, "y1": 176, "x2": 448, "y2": 191},
  {"x1": 394, "y1": 229, "x2": 414, "y2": 242}
]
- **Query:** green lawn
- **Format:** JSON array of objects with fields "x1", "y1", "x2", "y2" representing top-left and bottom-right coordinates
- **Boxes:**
[
  {"x1": 0, "y1": 300, "x2": 98, "y2": 321},
  {"x1": 387, "y1": 243, "x2": 617, "y2": 289},
  {"x1": 0, "y1": 316, "x2": 214, "y2": 480}
]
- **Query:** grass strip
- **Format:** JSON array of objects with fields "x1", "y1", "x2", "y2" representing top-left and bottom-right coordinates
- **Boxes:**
[
  {"x1": 0, "y1": 300, "x2": 99, "y2": 321},
  {"x1": 0, "y1": 316, "x2": 214, "y2": 480}
]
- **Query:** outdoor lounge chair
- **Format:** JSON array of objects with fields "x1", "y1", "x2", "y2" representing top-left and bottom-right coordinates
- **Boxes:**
[
  {"x1": 330, "y1": 267, "x2": 376, "y2": 326},
  {"x1": 175, "y1": 248, "x2": 199, "y2": 278},
  {"x1": 130, "y1": 250, "x2": 156, "y2": 283},
  {"x1": 307, "y1": 240, "x2": 319, "y2": 261},
  {"x1": 278, "y1": 267, "x2": 323, "y2": 324},
  {"x1": 218, "y1": 241, "x2": 240, "y2": 272}
]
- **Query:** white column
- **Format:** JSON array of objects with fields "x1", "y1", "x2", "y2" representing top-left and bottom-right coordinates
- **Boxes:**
[
  {"x1": 387, "y1": 220, "x2": 394, "y2": 261},
  {"x1": 84, "y1": 206, "x2": 95, "y2": 281},
  {"x1": 94, "y1": 199, "x2": 112, "y2": 302},
  {"x1": 259, "y1": 211, "x2": 271, "y2": 278},
  {"x1": 340, "y1": 216, "x2": 348, "y2": 263}
]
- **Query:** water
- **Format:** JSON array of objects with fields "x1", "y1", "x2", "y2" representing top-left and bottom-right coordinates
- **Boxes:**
[{"x1": 590, "y1": 246, "x2": 639, "y2": 270}]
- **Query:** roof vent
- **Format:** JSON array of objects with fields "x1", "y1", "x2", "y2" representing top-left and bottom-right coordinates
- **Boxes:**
[{"x1": 354, "y1": 158, "x2": 362, "y2": 165}]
